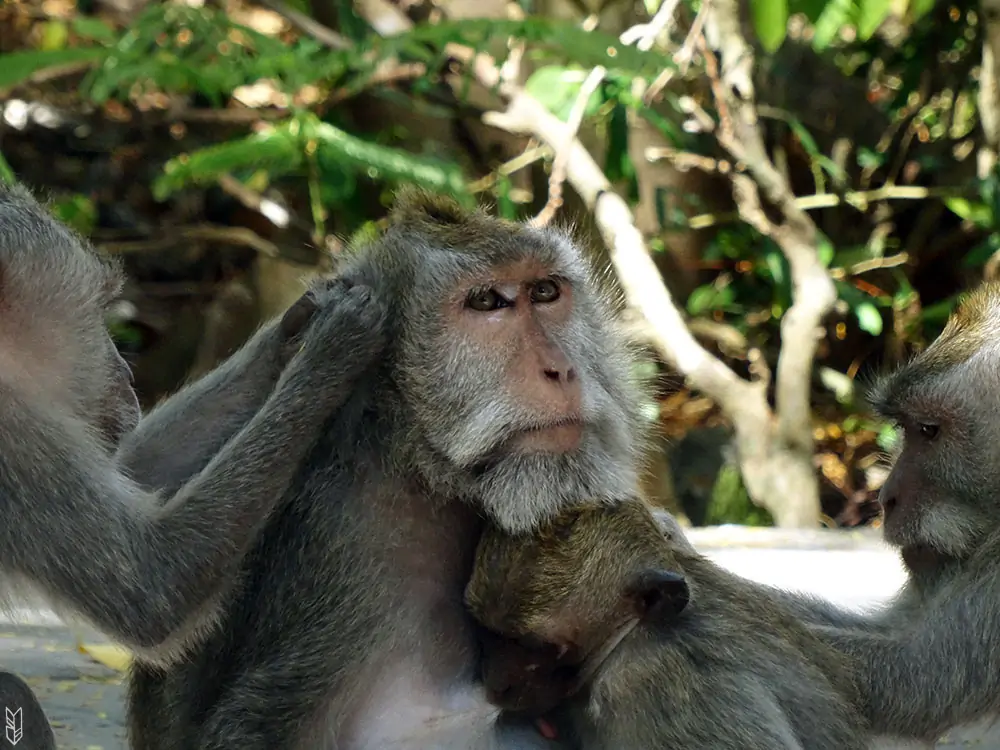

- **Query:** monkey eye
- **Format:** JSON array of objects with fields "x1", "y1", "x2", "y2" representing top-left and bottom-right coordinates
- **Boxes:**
[
  {"x1": 466, "y1": 288, "x2": 506, "y2": 312},
  {"x1": 531, "y1": 279, "x2": 561, "y2": 304},
  {"x1": 917, "y1": 423, "x2": 940, "y2": 441}
]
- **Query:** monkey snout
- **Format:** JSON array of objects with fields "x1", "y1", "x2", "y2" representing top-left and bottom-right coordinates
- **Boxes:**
[{"x1": 542, "y1": 365, "x2": 577, "y2": 383}]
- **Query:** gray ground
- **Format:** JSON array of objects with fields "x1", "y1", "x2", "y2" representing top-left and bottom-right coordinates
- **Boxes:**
[{"x1": 0, "y1": 526, "x2": 996, "y2": 748}]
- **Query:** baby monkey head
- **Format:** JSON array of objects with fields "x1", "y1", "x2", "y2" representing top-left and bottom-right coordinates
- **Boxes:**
[
  {"x1": 869, "y1": 280, "x2": 1000, "y2": 567},
  {"x1": 465, "y1": 499, "x2": 690, "y2": 716}
]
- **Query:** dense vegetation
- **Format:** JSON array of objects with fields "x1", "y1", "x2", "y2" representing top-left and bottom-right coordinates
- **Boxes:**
[{"x1": 0, "y1": 0, "x2": 991, "y2": 529}]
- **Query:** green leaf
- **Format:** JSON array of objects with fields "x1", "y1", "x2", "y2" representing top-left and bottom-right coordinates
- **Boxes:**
[
  {"x1": 154, "y1": 127, "x2": 304, "y2": 200},
  {"x1": 311, "y1": 121, "x2": 471, "y2": 204},
  {"x1": 854, "y1": 302, "x2": 883, "y2": 336},
  {"x1": 811, "y1": 0, "x2": 853, "y2": 50},
  {"x1": 524, "y1": 66, "x2": 604, "y2": 122},
  {"x1": 907, "y1": 0, "x2": 935, "y2": 20},
  {"x1": 39, "y1": 21, "x2": 71, "y2": 51},
  {"x1": 0, "y1": 48, "x2": 106, "y2": 91},
  {"x1": 398, "y1": 19, "x2": 673, "y2": 77},
  {"x1": 816, "y1": 235, "x2": 836, "y2": 267},
  {"x1": 857, "y1": 0, "x2": 891, "y2": 40},
  {"x1": 876, "y1": 423, "x2": 900, "y2": 451},
  {"x1": 0, "y1": 151, "x2": 14, "y2": 185},
  {"x1": 70, "y1": 16, "x2": 117, "y2": 44},
  {"x1": 751, "y1": 0, "x2": 789, "y2": 52},
  {"x1": 944, "y1": 197, "x2": 994, "y2": 228},
  {"x1": 155, "y1": 114, "x2": 472, "y2": 207},
  {"x1": 791, "y1": 0, "x2": 830, "y2": 23},
  {"x1": 686, "y1": 284, "x2": 735, "y2": 316}
]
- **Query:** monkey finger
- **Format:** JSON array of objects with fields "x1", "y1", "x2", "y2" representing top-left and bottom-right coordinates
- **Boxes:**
[{"x1": 278, "y1": 293, "x2": 320, "y2": 340}]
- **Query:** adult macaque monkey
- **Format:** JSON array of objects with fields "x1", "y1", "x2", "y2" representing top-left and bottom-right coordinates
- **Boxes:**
[
  {"x1": 809, "y1": 279, "x2": 1000, "y2": 743},
  {"x1": 0, "y1": 183, "x2": 387, "y2": 661},
  {"x1": 128, "y1": 191, "x2": 648, "y2": 750},
  {"x1": 466, "y1": 499, "x2": 868, "y2": 750}
]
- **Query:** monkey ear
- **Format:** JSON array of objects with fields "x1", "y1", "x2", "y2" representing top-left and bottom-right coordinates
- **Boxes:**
[{"x1": 625, "y1": 568, "x2": 690, "y2": 621}]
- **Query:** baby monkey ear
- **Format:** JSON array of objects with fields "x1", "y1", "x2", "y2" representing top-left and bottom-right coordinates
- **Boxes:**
[{"x1": 625, "y1": 568, "x2": 690, "y2": 621}]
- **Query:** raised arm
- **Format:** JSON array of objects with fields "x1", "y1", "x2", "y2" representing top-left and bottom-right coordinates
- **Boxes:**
[
  {"x1": 0, "y1": 281, "x2": 385, "y2": 656},
  {"x1": 116, "y1": 291, "x2": 318, "y2": 494},
  {"x1": 812, "y1": 575, "x2": 1000, "y2": 742}
]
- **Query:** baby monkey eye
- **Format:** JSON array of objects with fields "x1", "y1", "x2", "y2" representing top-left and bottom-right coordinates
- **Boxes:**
[
  {"x1": 466, "y1": 288, "x2": 505, "y2": 312},
  {"x1": 918, "y1": 423, "x2": 940, "y2": 441},
  {"x1": 531, "y1": 279, "x2": 561, "y2": 304}
]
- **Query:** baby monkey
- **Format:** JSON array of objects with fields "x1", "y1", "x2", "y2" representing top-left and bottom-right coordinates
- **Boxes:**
[{"x1": 466, "y1": 499, "x2": 868, "y2": 750}]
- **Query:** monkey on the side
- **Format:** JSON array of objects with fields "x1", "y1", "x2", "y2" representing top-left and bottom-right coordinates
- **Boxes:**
[
  {"x1": 806, "y1": 279, "x2": 1000, "y2": 743},
  {"x1": 0, "y1": 183, "x2": 387, "y2": 663},
  {"x1": 127, "y1": 190, "x2": 648, "y2": 750},
  {"x1": 466, "y1": 499, "x2": 868, "y2": 750},
  {"x1": 0, "y1": 672, "x2": 55, "y2": 750}
]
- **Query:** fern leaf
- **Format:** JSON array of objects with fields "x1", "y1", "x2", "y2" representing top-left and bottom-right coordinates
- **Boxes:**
[
  {"x1": 0, "y1": 48, "x2": 106, "y2": 91},
  {"x1": 312, "y1": 121, "x2": 470, "y2": 204},
  {"x1": 153, "y1": 127, "x2": 303, "y2": 200}
]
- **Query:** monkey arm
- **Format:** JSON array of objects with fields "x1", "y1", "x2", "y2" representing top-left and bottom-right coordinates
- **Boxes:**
[
  {"x1": 813, "y1": 582, "x2": 1000, "y2": 740},
  {"x1": 116, "y1": 318, "x2": 287, "y2": 495},
  {"x1": 761, "y1": 587, "x2": 894, "y2": 630},
  {"x1": 0, "y1": 287, "x2": 385, "y2": 651}
]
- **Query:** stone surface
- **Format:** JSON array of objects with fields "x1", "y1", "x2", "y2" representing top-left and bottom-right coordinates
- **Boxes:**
[{"x1": 0, "y1": 528, "x2": 994, "y2": 748}]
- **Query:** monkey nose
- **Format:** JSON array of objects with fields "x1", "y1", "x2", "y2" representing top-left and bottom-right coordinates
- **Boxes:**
[
  {"x1": 542, "y1": 365, "x2": 577, "y2": 383},
  {"x1": 879, "y1": 491, "x2": 897, "y2": 515}
]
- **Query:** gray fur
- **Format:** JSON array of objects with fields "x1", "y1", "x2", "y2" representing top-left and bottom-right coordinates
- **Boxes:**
[
  {"x1": 126, "y1": 191, "x2": 649, "y2": 749},
  {"x1": 0, "y1": 183, "x2": 386, "y2": 661},
  {"x1": 468, "y1": 500, "x2": 869, "y2": 750},
  {"x1": 811, "y1": 280, "x2": 1000, "y2": 743}
]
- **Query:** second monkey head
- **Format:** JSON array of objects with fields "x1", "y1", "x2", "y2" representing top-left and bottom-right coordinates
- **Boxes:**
[
  {"x1": 466, "y1": 499, "x2": 691, "y2": 715},
  {"x1": 340, "y1": 191, "x2": 649, "y2": 532},
  {"x1": 870, "y1": 280, "x2": 1000, "y2": 565}
]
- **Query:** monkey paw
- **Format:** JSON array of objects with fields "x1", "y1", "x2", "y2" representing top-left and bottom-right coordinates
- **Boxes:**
[{"x1": 289, "y1": 279, "x2": 388, "y2": 377}]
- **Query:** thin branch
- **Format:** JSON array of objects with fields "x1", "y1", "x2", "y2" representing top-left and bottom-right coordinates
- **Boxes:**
[
  {"x1": 701, "y1": 0, "x2": 837, "y2": 454},
  {"x1": 620, "y1": 0, "x2": 681, "y2": 51},
  {"x1": 687, "y1": 184, "x2": 970, "y2": 229},
  {"x1": 256, "y1": 0, "x2": 352, "y2": 49},
  {"x1": 101, "y1": 225, "x2": 284, "y2": 259},
  {"x1": 531, "y1": 66, "x2": 607, "y2": 227}
]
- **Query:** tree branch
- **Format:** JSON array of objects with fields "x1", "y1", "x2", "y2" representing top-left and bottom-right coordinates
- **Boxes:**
[{"x1": 701, "y1": 0, "x2": 837, "y2": 456}]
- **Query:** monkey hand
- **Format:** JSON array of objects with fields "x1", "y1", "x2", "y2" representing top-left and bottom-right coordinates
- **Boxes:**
[
  {"x1": 276, "y1": 279, "x2": 388, "y2": 404},
  {"x1": 276, "y1": 284, "x2": 328, "y2": 366}
]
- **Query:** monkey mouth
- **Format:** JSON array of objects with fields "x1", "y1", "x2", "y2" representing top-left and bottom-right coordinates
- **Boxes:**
[{"x1": 513, "y1": 417, "x2": 584, "y2": 454}]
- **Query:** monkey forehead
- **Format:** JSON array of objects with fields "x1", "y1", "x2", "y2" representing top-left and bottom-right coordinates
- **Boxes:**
[
  {"x1": 870, "y1": 282, "x2": 1000, "y2": 416},
  {"x1": 402, "y1": 224, "x2": 591, "y2": 286}
]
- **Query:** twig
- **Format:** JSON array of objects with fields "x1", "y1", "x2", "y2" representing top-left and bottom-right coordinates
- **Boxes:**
[
  {"x1": 645, "y1": 146, "x2": 733, "y2": 174},
  {"x1": 256, "y1": 0, "x2": 351, "y2": 49},
  {"x1": 645, "y1": 0, "x2": 709, "y2": 103},
  {"x1": 100, "y1": 225, "x2": 283, "y2": 259},
  {"x1": 467, "y1": 144, "x2": 553, "y2": 193},
  {"x1": 829, "y1": 252, "x2": 910, "y2": 280},
  {"x1": 531, "y1": 66, "x2": 606, "y2": 227},
  {"x1": 620, "y1": 0, "x2": 680, "y2": 51},
  {"x1": 687, "y1": 184, "x2": 967, "y2": 228}
]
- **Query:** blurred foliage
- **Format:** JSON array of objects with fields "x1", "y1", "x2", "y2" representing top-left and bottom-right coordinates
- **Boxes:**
[{"x1": 0, "y1": 0, "x2": 994, "y2": 527}]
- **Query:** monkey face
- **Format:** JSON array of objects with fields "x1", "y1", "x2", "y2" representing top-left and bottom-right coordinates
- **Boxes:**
[
  {"x1": 869, "y1": 283, "x2": 1000, "y2": 560},
  {"x1": 468, "y1": 500, "x2": 691, "y2": 712},
  {"x1": 361, "y1": 197, "x2": 648, "y2": 533},
  {"x1": 478, "y1": 628, "x2": 581, "y2": 716}
]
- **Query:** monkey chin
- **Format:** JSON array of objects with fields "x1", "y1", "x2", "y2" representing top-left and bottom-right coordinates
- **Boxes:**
[{"x1": 511, "y1": 422, "x2": 584, "y2": 454}]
